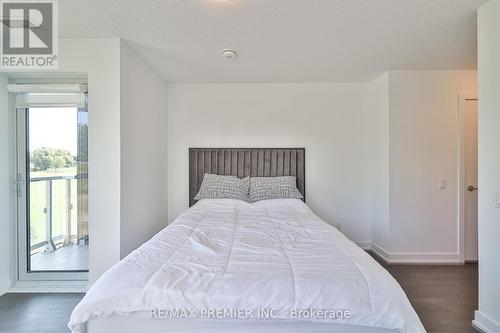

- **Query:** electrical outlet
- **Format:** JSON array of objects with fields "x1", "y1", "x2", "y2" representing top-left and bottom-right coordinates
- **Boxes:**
[{"x1": 439, "y1": 179, "x2": 447, "y2": 191}]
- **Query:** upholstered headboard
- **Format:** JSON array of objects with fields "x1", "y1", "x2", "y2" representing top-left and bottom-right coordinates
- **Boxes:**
[{"x1": 189, "y1": 148, "x2": 305, "y2": 207}]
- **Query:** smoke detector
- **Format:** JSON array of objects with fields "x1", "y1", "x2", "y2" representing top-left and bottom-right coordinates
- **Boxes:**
[{"x1": 222, "y1": 49, "x2": 237, "y2": 61}]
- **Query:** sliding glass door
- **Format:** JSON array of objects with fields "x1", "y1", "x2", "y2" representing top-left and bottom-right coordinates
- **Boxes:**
[{"x1": 16, "y1": 94, "x2": 88, "y2": 280}]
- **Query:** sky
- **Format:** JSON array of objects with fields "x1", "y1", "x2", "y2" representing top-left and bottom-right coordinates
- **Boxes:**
[{"x1": 28, "y1": 107, "x2": 78, "y2": 155}]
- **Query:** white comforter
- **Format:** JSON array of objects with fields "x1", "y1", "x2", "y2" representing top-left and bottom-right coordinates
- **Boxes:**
[{"x1": 69, "y1": 199, "x2": 426, "y2": 333}]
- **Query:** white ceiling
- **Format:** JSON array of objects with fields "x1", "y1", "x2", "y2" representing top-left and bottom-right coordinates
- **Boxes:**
[{"x1": 60, "y1": 0, "x2": 488, "y2": 83}]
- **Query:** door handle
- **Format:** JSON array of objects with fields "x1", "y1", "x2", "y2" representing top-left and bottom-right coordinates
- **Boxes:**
[
  {"x1": 14, "y1": 173, "x2": 24, "y2": 197},
  {"x1": 467, "y1": 185, "x2": 478, "y2": 192}
]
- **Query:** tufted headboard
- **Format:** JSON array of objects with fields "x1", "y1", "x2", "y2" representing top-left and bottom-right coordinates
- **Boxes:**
[{"x1": 189, "y1": 148, "x2": 305, "y2": 207}]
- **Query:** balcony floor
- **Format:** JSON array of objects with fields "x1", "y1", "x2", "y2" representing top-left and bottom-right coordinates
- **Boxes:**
[{"x1": 30, "y1": 244, "x2": 88, "y2": 271}]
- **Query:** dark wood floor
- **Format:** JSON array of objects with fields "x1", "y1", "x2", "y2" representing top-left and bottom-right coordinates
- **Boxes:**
[
  {"x1": 0, "y1": 259, "x2": 478, "y2": 333},
  {"x1": 0, "y1": 293, "x2": 84, "y2": 333},
  {"x1": 371, "y1": 252, "x2": 479, "y2": 333}
]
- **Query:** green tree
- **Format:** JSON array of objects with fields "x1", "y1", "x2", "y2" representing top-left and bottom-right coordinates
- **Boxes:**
[
  {"x1": 31, "y1": 148, "x2": 52, "y2": 171},
  {"x1": 30, "y1": 147, "x2": 76, "y2": 172},
  {"x1": 53, "y1": 155, "x2": 65, "y2": 172}
]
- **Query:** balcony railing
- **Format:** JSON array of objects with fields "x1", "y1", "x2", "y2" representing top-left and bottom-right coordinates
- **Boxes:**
[{"x1": 29, "y1": 175, "x2": 87, "y2": 254}]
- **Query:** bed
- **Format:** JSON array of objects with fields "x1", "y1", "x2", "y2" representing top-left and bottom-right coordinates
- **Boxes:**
[{"x1": 69, "y1": 148, "x2": 425, "y2": 333}]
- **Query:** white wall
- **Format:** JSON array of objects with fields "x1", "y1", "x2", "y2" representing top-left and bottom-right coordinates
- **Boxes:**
[
  {"x1": 167, "y1": 74, "x2": 477, "y2": 258},
  {"x1": 0, "y1": 74, "x2": 12, "y2": 294},
  {"x1": 369, "y1": 73, "x2": 390, "y2": 250},
  {"x1": 59, "y1": 39, "x2": 122, "y2": 284},
  {"x1": 475, "y1": 1, "x2": 500, "y2": 331},
  {"x1": 167, "y1": 83, "x2": 375, "y2": 244},
  {"x1": 120, "y1": 41, "x2": 168, "y2": 257},
  {"x1": 386, "y1": 71, "x2": 477, "y2": 261}
]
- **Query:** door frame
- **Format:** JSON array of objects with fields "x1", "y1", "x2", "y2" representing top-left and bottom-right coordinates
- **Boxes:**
[
  {"x1": 458, "y1": 93, "x2": 478, "y2": 263},
  {"x1": 15, "y1": 106, "x2": 88, "y2": 281}
]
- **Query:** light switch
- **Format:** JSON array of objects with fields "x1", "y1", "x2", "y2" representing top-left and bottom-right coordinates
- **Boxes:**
[
  {"x1": 439, "y1": 179, "x2": 447, "y2": 191},
  {"x1": 495, "y1": 192, "x2": 500, "y2": 208}
]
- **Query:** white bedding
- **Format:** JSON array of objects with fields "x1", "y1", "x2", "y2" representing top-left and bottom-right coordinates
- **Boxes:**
[{"x1": 69, "y1": 199, "x2": 426, "y2": 333}]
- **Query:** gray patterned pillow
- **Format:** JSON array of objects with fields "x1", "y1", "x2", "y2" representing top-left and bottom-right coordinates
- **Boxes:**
[
  {"x1": 249, "y1": 176, "x2": 303, "y2": 203},
  {"x1": 194, "y1": 174, "x2": 250, "y2": 202}
]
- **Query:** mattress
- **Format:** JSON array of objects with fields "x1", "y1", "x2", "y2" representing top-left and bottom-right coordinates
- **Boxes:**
[{"x1": 69, "y1": 198, "x2": 426, "y2": 333}]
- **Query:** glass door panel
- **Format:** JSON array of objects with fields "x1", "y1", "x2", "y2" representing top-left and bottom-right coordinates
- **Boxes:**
[{"x1": 17, "y1": 98, "x2": 88, "y2": 280}]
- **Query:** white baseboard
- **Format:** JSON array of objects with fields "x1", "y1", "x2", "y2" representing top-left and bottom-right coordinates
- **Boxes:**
[
  {"x1": 8, "y1": 280, "x2": 88, "y2": 293},
  {"x1": 473, "y1": 311, "x2": 500, "y2": 333},
  {"x1": 370, "y1": 243, "x2": 391, "y2": 262},
  {"x1": 0, "y1": 280, "x2": 12, "y2": 296},
  {"x1": 355, "y1": 241, "x2": 372, "y2": 250},
  {"x1": 370, "y1": 242, "x2": 463, "y2": 264}
]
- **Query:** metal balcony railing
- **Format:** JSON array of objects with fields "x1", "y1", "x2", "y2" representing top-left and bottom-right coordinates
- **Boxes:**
[{"x1": 29, "y1": 175, "x2": 87, "y2": 253}]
